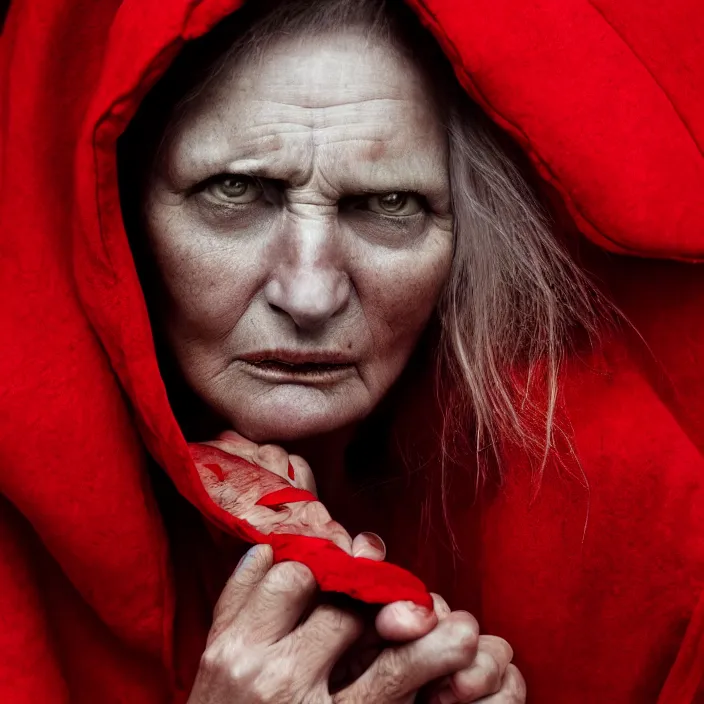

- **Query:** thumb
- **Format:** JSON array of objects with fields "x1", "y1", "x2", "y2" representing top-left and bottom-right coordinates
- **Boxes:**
[
  {"x1": 208, "y1": 544, "x2": 273, "y2": 645},
  {"x1": 375, "y1": 600, "x2": 437, "y2": 642}
]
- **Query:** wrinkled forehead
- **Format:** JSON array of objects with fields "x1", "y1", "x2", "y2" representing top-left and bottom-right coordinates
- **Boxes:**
[{"x1": 164, "y1": 29, "x2": 448, "y2": 190}]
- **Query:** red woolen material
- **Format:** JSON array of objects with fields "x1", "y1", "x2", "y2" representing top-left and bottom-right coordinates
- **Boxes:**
[
  {"x1": 410, "y1": 0, "x2": 704, "y2": 260},
  {"x1": 255, "y1": 487, "x2": 319, "y2": 506},
  {"x1": 1, "y1": 0, "x2": 703, "y2": 701}
]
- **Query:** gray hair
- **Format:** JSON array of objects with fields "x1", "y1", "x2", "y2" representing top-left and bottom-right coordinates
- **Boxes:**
[
  {"x1": 442, "y1": 103, "x2": 602, "y2": 475},
  {"x1": 126, "y1": 0, "x2": 607, "y2": 480}
]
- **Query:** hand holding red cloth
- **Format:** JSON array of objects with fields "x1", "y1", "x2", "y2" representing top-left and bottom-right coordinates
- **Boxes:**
[{"x1": 189, "y1": 438, "x2": 433, "y2": 609}]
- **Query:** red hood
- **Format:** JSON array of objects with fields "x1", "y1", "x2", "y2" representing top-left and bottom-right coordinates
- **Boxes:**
[
  {"x1": 2, "y1": 0, "x2": 704, "y2": 701},
  {"x1": 75, "y1": 0, "x2": 704, "y2": 600}
]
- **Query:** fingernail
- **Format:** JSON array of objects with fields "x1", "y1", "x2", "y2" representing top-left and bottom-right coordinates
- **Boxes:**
[
  {"x1": 353, "y1": 531, "x2": 387, "y2": 559},
  {"x1": 359, "y1": 532, "x2": 385, "y2": 554},
  {"x1": 431, "y1": 593, "x2": 452, "y2": 619},
  {"x1": 392, "y1": 600, "x2": 432, "y2": 625},
  {"x1": 235, "y1": 545, "x2": 259, "y2": 572},
  {"x1": 287, "y1": 461, "x2": 296, "y2": 480}
]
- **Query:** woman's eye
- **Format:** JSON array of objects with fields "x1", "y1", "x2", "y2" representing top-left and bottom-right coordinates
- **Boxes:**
[
  {"x1": 365, "y1": 192, "x2": 423, "y2": 216},
  {"x1": 205, "y1": 175, "x2": 263, "y2": 204}
]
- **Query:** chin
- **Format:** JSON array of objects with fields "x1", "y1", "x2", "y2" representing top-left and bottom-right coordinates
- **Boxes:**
[{"x1": 225, "y1": 386, "x2": 373, "y2": 444}]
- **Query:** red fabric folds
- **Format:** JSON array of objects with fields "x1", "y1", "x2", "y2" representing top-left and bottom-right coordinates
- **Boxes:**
[{"x1": 1, "y1": 0, "x2": 704, "y2": 701}]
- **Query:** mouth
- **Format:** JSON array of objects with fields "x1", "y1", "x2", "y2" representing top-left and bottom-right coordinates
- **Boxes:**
[{"x1": 238, "y1": 351, "x2": 356, "y2": 385}]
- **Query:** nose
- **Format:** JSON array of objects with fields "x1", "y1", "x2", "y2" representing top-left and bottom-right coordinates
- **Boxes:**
[{"x1": 264, "y1": 214, "x2": 351, "y2": 331}]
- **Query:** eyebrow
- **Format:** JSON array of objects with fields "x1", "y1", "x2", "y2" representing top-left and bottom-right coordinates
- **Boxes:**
[{"x1": 173, "y1": 136, "x2": 449, "y2": 199}]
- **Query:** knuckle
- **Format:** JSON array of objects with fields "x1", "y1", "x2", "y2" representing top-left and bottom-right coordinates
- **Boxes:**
[
  {"x1": 505, "y1": 663, "x2": 527, "y2": 702},
  {"x1": 497, "y1": 636, "x2": 514, "y2": 662},
  {"x1": 257, "y1": 443, "x2": 289, "y2": 466},
  {"x1": 316, "y1": 604, "x2": 364, "y2": 638},
  {"x1": 481, "y1": 634, "x2": 514, "y2": 662},
  {"x1": 266, "y1": 561, "x2": 316, "y2": 595},
  {"x1": 452, "y1": 652, "x2": 501, "y2": 700},
  {"x1": 303, "y1": 501, "x2": 333, "y2": 525},
  {"x1": 328, "y1": 523, "x2": 354, "y2": 552},
  {"x1": 199, "y1": 643, "x2": 249, "y2": 682},
  {"x1": 446, "y1": 611, "x2": 479, "y2": 660},
  {"x1": 288, "y1": 454, "x2": 311, "y2": 472},
  {"x1": 198, "y1": 644, "x2": 309, "y2": 702},
  {"x1": 198, "y1": 646, "x2": 224, "y2": 676},
  {"x1": 477, "y1": 651, "x2": 503, "y2": 691}
]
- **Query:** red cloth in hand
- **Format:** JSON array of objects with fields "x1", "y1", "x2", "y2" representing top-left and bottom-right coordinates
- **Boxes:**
[{"x1": 190, "y1": 442, "x2": 432, "y2": 608}]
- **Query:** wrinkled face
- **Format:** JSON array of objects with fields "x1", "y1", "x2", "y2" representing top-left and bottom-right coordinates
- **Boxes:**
[{"x1": 144, "y1": 29, "x2": 453, "y2": 442}]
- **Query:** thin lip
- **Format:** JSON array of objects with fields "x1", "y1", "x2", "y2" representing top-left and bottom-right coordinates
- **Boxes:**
[
  {"x1": 239, "y1": 350, "x2": 356, "y2": 366},
  {"x1": 239, "y1": 357, "x2": 356, "y2": 386}
]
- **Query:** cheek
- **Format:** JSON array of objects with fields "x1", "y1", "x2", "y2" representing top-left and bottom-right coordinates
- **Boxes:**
[
  {"x1": 360, "y1": 231, "x2": 452, "y2": 360},
  {"x1": 145, "y1": 206, "x2": 259, "y2": 341}
]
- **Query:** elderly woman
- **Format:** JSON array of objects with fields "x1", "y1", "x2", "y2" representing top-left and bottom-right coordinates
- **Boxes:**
[
  {"x1": 2, "y1": 0, "x2": 704, "y2": 702},
  {"x1": 119, "y1": 1, "x2": 556, "y2": 699}
]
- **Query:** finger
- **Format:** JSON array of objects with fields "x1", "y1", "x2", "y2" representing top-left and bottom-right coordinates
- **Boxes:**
[
  {"x1": 453, "y1": 636, "x2": 513, "y2": 701},
  {"x1": 290, "y1": 500, "x2": 354, "y2": 554},
  {"x1": 465, "y1": 664, "x2": 526, "y2": 704},
  {"x1": 338, "y1": 611, "x2": 479, "y2": 703},
  {"x1": 431, "y1": 593, "x2": 451, "y2": 620},
  {"x1": 352, "y1": 532, "x2": 386, "y2": 560},
  {"x1": 288, "y1": 454, "x2": 317, "y2": 494},
  {"x1": 375, "y1": 599, "x2": 437, "y2": 642},
  {"x1": 430, "y1": 636, "x2": 515, "y2": 703},
  {"x1": 209, "y1": 544, "x2": 273, "y2": 644},
  {"x1": 374, "y1": 593, "x2": 446, "y2": 649},
  {"x1": 255, "y1": 443, "x2": 290, "y2": 480},
  {"x1": 493, "y1": 664, "x2": 526, "y2": 703},
  {"x1": 286, "y1": 602, "x2": 365, "y2": 679},
  {"x1": 206, "y1": 433, "x2": 297, "y2": 487},
  {"x1": 232, "y1": 560, "x2": 318, "y2": 645},
  {"x1": 202, "y1": 437, "x2": 259, "y2": 468},
  {"x1": 212, "y1": 430, "x2": 259, "y2": 460}
]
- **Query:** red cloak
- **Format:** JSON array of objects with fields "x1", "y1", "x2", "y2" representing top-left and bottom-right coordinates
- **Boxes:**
[{"x1": 1, "y1": 0, "x2": 703, "y2": 701}]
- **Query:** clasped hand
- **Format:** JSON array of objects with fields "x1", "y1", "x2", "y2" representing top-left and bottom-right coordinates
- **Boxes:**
[{"x1": 188, "y1": 431, "x2": 526, "y2": 703}]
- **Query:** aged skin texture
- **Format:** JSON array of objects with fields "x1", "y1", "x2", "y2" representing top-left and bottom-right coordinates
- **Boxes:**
[
  {"x1": 144, "y1": 29, "x2": 454, "y2": 443},
  {"x1": 146, "y1": 27, "x2": 524, "y2": 704}
]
